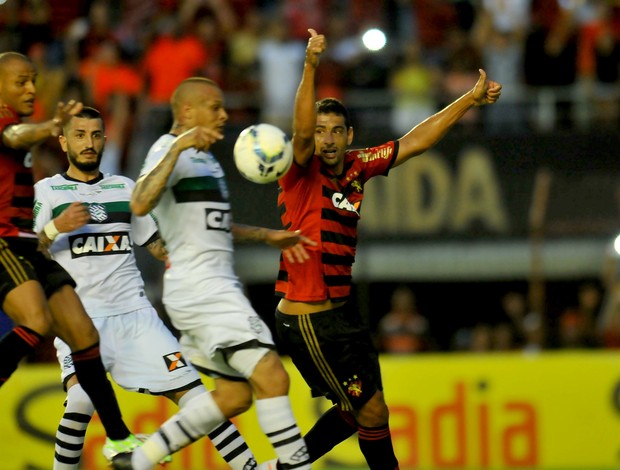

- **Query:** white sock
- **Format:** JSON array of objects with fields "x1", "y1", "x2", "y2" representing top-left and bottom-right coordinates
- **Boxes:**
[
  {"x1": 131, "y1": 391, "x2": 225, "y2": 470},
  {"x1": 53, "y1": 384, "x2": 95, "y2": 470},
  {"x1": 255, "y1": 396, "x2": 310, "y2": 469},
  {"x1": 208, "y1": 421, "x2": 257, "y2": 469}
]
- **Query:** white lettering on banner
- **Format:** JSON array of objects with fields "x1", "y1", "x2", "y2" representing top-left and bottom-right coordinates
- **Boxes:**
[{"x1": 362, "y1": 148, "x2": 509, "y2": 235}]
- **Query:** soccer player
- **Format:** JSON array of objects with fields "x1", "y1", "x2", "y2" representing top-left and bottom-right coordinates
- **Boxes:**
[
  {"x1": 0, "y1": 51, "x2": 137, "y2": 451},
  {"x1": 273, "y1": 29, "x2": 502, "y2": 469},
  {"x1": 111, "y1": 77, "x2": 313, "y2": 470},
  {"x1": 35, "y1": 107, "x2": 260, "y2": 469}
]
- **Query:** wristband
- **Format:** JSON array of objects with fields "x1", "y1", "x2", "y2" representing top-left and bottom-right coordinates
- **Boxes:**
[{"x1": 44, "y1": 220, "x2": 59, "y2": 241}]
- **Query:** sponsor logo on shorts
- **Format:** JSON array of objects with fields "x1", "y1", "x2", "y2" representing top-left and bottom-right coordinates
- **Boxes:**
[
  {"x1": 249, "y1": 315, "x2": 264, "y2": 334},
  {"x1": 63, "y1": 355, "x2": 73, "y2": 370},
  {"x1": 164, "y1": 352, "x2": 188, "y2": 372},
  {"x1": 68, "y1": 232, "x2": 132, "y2": 258},
  {"x1": 343, "y1": 374, "x2": 363, "y2": 397}
]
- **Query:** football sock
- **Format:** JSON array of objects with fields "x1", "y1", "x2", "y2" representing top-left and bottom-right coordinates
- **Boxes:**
[
  {"x1": 132, "y1": 391, "x2": 225, "y2": 469},
  {"x1": 71, "y1": 343, "x2": 130, "y2": 440},
  {"x1": 53, "y1": 384, "x2": 95, "y2": 469},
  {"x1": 358, "y1": 423, "x2": 399, "y2": 470},
  {"x1": 304, "y1": 405, "x2": 358, "y2": 461},
  {"x1": 0, "y1": 325, "x2": 43, "y2": 386},
  {"x1": 255, "y1": 396, "x2": 310, "y2": 469},
  {"x1": 209, "y1": 421, "x2": 257, "y2": 470},
  {"x1": 176, "y1": 387, "x2": 257, "y2": 470}
]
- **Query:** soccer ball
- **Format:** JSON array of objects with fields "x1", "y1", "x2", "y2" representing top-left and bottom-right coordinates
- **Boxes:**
[{"x1": 233, "y1": 123, "x2": 293, "y2": 184}]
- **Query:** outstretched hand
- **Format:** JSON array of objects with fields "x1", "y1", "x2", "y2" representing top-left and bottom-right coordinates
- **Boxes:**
[
  {"x1": 265, "y1": 229, "x2": 317, "y2": 264},
  {"x1": 305, "y1": 28, "x2": 326, "y2": 68},
  {"x1": 50, "y1": 100, "x2": 84, "y2": 137},
  {"x1": 176, "y1": 126, "x2": 224, "y2": 153},
  {"x1": 472, "y1": 69, "x2": 502, "y2": 106}
]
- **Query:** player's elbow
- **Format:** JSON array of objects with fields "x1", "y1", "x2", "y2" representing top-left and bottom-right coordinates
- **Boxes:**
[{"x1": 130, "y1": 199, "x2": 150, "y2": 216}]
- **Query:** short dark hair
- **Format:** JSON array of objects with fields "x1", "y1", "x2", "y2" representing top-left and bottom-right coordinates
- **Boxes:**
[
  {"x1": 63, "y1": 106, "x2": 104, "y2": 134},
  {"x1": 316, "y1": 98, "x2": 351, "y2": 129}
]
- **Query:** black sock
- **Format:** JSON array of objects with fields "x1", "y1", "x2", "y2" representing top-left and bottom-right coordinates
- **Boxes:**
[
  {"x1": 0, "y1": 325, "x2": 43, "y2": 386},
  {"x1": 71, "y1": 343, "x2": 130, "y2": 440},
  {"x1": 303, "y1": 405, "x2": 358, "y2": 462},
  {"x1": 358, "y1": 423, "x2": 399, "y2": 470}
]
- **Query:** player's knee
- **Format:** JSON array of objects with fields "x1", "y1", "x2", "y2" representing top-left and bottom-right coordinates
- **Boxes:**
[
  {"x1": 68, "y1": 383, "x2": 95, "y2": 412},
  {"x1": 250, "y1": 353, "x2": 290, "y2": 397},
  {"x1": 213, "y1": 386, "x2": 253, "y2": 417},
  {"x1": 15, "y1": 308, "x2": 53, "y2": 337},
  {"x1": 356, "y1": 392, "x2": 390, "y2": 427}
]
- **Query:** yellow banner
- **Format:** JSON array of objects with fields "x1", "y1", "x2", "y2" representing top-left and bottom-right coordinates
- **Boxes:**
[{"x1": 2, "y1": 353, "x2": 620, "y2": 469}]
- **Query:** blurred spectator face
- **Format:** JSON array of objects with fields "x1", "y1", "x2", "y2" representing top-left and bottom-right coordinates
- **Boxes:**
[{"x1": 578, "y1": 283, "x2": 601, "y2": 311}]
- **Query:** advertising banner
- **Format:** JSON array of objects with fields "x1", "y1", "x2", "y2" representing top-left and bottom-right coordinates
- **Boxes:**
[{"x1": 2, "y1": 353, "x2": 620, "y2": 469}]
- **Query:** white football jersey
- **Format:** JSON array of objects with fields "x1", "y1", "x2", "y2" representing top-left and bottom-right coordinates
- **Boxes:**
[
  {"x1": 34, "y1": 173, "x2": 156, "y2": 318},
  {"x1": 140, "y1": 134, "x2": 240, "y2": 311}
]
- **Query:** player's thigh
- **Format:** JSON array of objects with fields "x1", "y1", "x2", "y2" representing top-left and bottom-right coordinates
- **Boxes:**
[
  {"x1": 2, "y1": 280, "x2": 51, "y2": 335},
  {"x1": 0, "y1": 239, "x2": 51, "y2": 334},
  {"x1": 48, "y1": 285, "x2": 98, "y2": 350}
]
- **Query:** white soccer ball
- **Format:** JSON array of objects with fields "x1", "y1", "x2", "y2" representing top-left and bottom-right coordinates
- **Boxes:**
[{"x1": 233, "y1": 123, "x2": 293, "y2": 184}]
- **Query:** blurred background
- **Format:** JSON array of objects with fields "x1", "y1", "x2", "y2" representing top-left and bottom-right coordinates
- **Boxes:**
[{"x1": 1, "y1": 0, "x2": 620, "y2": 469}]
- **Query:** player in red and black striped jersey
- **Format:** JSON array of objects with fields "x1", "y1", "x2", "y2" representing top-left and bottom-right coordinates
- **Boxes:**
[
  {"x1": 0, "y1": 52, "x2": 137, "y2": 451},
  {"x1": 274, "y1": 29, "x2": 502, "y2": 469}
]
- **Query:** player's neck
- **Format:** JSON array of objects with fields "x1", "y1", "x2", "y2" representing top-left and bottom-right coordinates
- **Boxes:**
[{"x1": 66, "y1": 166, "x2": 101, "y2": 183}]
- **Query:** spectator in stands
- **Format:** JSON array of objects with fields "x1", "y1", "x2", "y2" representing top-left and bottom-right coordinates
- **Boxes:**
[
  {"x1": 389, "y1": 41, "x2": 439, "y2": 136},
  {"x1": 377, "y1": 285, "x2": 435, "y2": 353},
  {"x1": 472, "y1": 0, "x2": 531, "y2": 133},
  {"x1": 257, "y1": 14, "x2": 305, "y2": 132},
  {"x1": 524, "y1": 0, "x2": 579, "y2": 131},
  {"x1": 79, "y1": 39, "x2": 143, "y2": 174}
]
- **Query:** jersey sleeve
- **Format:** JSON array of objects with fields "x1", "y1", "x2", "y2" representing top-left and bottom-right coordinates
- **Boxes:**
[
  {"x1": 139, "y1": 135, "x2": 177, "y2": 187},
  {"x1": 356, "y1": 141, "x2": 398, "y2": 183},
  {"x1": 121, "y1": 175, "x2": 158, "y2": 245},
  {"x1": 0, "y1": 107, "x2": 21, "y2": 151},
  {"x1": 33, "y1": 179, "x2": 54, "y2": 233},
  {"x1": 131, "y1": 212, "x2": 159, "y2": 246}
]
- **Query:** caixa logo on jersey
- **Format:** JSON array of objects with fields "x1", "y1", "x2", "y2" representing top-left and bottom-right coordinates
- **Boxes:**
[
  {"x1": 68, "y1": 231, "x2": 132, "y2": 258},
  {"x1": 206, "y1": 208, "x2": 231, "y2": 232}
]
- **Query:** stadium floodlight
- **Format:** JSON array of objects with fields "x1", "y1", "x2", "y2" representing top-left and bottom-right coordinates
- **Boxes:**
[
  {"x1": 361, "y1": 28, "x2": 386, "y2": 52},
  {"x1": 613, "y1": 234, "x2": 620, "y2": 256}
]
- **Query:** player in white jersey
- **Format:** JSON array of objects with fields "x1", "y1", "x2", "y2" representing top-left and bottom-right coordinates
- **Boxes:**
[
  {"x1": 110, "y1": 78, "x2": 314, "y2": 470},
  {"x1": 34, "y1": 107, "x2": 262, "y2": 470}
]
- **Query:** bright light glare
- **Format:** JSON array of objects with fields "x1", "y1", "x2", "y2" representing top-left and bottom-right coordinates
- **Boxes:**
[
  {"x1": 613, "y1": 234, "x2": 620, "y2": 255},
  {"x1": 362, "y1": 28, "x2": 386, "y2": 51}
]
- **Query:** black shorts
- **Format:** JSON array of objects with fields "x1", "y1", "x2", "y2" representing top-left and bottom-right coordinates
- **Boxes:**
[
  {"x1": 275, "y1": 306, "x2": 382, "y2": 412},
  {"x1": 0, "y1": 237, "x2": 75, "y2": 305}
]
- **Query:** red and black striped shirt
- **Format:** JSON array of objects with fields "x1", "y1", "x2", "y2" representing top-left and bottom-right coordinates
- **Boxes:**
[
  {"x1": 0, "y1": 106, "x2": 34, "y2": 237},
  {"x1": 276, "y1": 141, "x2": 397, "y2": 302}
]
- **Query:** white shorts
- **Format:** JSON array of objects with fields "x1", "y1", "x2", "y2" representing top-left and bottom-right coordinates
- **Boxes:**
[
  {"x1": 165, "y1": 284, "x2": 275, "y2": 380},
  {"x1": 55, "y1": 307, "x2": 201, "y2": 394}
]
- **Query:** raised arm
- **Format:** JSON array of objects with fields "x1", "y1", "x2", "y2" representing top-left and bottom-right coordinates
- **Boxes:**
[
  {"x1": 131, "y1": 126, "x2": 222, "y2": 216},
  {"x1": 3, "y1": 100, "x2": 83, "y2": 150},
  {"x1": 393, "y1": 69, "x2": 502, "y2": 168},
  {"x1": 291, "y1": 28, "x2": 326, "y2": 167}
]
